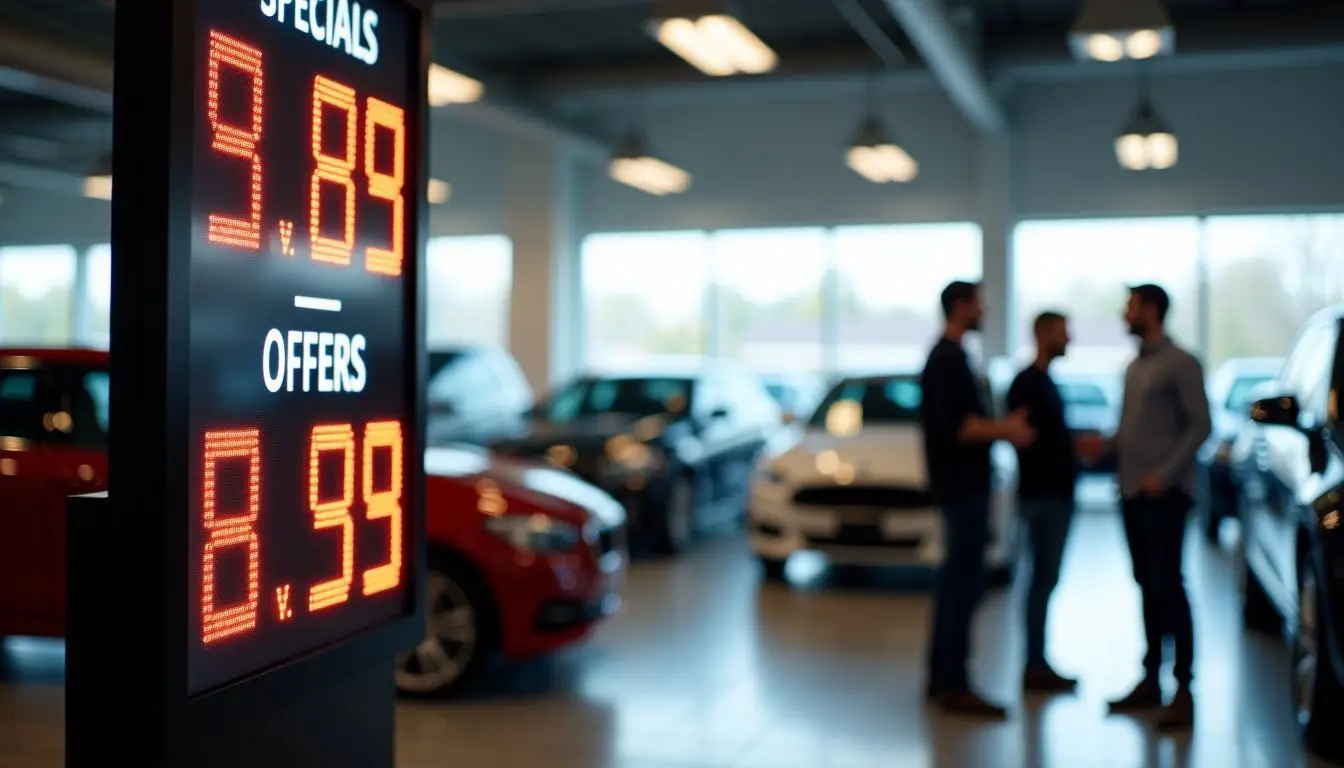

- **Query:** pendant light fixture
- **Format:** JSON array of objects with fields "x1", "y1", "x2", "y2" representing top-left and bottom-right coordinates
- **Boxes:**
[
  {"x1": 1070, "y1": 0, "x2": 1174, "y2": 63},
  {"x1": 609, "y1": 133, "x2": 692, "y2": 196},
  {"x1": 1115, "y1": 68, "x2": 1177, "y2": 171},
  {"x1": 648, "y1": 0, "x2": 777, "y2": 76},
  {"x1": 845, "y1": 78, "x2": 918, "y2": 184}
]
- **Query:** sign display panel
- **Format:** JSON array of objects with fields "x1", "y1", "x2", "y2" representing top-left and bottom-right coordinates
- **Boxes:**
[{"x1": 187, "y1": 0, "x2": 419, "y2": 695}]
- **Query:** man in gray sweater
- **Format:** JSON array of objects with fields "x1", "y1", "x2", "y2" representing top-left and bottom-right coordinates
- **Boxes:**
[{"x1": 1085, "y1": 284, "x2": 1210, "y2": 729}]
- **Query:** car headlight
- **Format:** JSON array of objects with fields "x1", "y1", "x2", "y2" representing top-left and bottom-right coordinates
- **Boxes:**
[
  {"x1": 484, "y1": 514, "x2": 582, "y2": 553},
  {"x1": 603, "y1": 434, "x2": 664, "y2": 475}
]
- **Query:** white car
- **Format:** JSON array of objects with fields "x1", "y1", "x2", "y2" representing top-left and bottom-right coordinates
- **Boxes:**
[{"x1": 748, "y1": 373, "x2": 1020, "y2": 582}]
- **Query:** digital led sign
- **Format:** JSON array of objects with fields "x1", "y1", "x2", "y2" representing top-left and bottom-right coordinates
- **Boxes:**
[{"x1": 185, "y1": 0, "x2": 421, "y2": 695}]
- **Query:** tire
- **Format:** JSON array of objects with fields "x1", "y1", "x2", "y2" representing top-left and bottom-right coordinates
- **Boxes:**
[
  {"x1": 1240, "y1": 537, "x2": 1281, "y2": 634},
  {"x1": 759, "y1": 557, "x2": 787, "y2": 582},
  {"x1": 654, "y1": 475, "x2": 696, "y2": 555},
  {"x1": 1295, "y1": 554, "x2": 1344, "y2": 760},
  {"x1": 395, "y1": 555, "x2": 498, "y2": 697}
]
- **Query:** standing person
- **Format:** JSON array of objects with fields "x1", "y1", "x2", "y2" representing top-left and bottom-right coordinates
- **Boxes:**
[
  {"x1": 1007, "y1": 311, "x2": 1081, "y2": 693},
  {"x1": 920, "y1": 280, "x2": 1036, "y2": 717},
  {"x1": 1101, "y1": 284, "x2": 1211, "y2": 729}
]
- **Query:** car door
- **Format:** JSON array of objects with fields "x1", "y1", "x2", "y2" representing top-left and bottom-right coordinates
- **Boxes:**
[
  {"x1": 1255, "y1": 321, "x2": 1332, "y2": 592},
  {"x1": 1284, "y1": 321, "x2": 1343, "y2": 589}
]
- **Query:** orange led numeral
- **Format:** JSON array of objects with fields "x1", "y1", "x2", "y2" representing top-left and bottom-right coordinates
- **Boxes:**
[
  {"x1": 361, "y1": 421, "x2": 404, "y2": 596},
  {"x1": 308, "y1": 423, "x2": 356, "y2": 612},
  {"x1": 201, "y1": 429, "x2": 262, "y2": 645},
  {"x1": 363, "y1": 98, "x2": 406, "y2": 277},
  {"x1": 310, "y1": 76, "x2": 358, "y2": 266},
  {"x1": 206, "y1": 31, "x2": 264, "y2": 251}
]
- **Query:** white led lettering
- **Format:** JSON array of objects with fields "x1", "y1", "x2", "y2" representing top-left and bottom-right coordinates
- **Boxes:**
[
  {"x1": 263, "y1": 329, "x2": 369, "y2": 395},
  {"x1": 260, "y1": 0, "x2": 378, "y2": 65}
]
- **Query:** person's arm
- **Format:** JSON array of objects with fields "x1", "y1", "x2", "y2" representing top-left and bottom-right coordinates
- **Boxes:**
[{"x1": 1149, "y1": 354, "x2": 1213, "y2": 484}]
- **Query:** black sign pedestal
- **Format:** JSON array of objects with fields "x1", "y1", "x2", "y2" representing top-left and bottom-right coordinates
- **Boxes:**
[
  {"x1": 64, "y1": 0, "x2": 430, "y2": 763},
  {"x1": 68, "y1": 491, "x2": 395, "y2": 767}
]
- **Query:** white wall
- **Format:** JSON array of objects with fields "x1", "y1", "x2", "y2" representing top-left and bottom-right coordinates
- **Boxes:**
[
  {"x1": 1012, "y1": 64, "x2": 1344, "y2": 218},
  {"x1": 574, "y1": 82, "x2": 980, "y2": 232}
]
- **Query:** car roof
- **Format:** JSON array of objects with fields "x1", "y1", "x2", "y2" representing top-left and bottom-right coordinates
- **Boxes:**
[{"x1": 0, "y1": 348, "x2": 109, "y2": 367}]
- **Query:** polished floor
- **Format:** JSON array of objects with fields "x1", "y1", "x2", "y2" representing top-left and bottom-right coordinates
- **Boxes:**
[{"x1": 1, "y1": 487, "x2": 1334, "y2": 767}]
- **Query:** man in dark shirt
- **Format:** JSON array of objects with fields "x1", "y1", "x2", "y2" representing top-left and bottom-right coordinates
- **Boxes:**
[
  {"x1": 1006, "y1": 311, "x2": 1080, "y2": 693},
  {"x1": 920, "y1": 280, "x2": 1035, "y2": 717}
]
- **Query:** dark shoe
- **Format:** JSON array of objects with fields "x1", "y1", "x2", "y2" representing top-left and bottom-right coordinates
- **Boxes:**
[
  {"x1": 1155, "y1": 688, "x2": 1194, "y2": 731},
  {"x1": 933, "y1": 690, "x2": 1009, "y2": 719},
  {"x1": 1023, "y1": 667, "x2": 1078, "y2": 693},
  {"x1": 1107, "y1": 678, "x2": 1162, "y2": 713}
]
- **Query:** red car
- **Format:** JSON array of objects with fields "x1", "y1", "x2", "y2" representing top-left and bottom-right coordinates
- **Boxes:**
[{"x1": 0, "y1": 348, "x2": 625, "y2": 696}]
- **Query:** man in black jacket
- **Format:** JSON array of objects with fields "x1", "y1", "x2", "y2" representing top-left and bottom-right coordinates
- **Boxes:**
[
  {"x1": 920, "y1": 281, "x2": 1036, "y2": 717},
  {"x1": 1006, "y1": 311, "x2": 1080, "y2": 693}
]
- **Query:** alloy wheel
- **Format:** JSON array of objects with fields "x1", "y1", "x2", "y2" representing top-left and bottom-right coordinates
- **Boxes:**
[
  {"x1": 1297, "y1": 565, "x2": 1320, "y2": 729},
  {"x1": 395, "y1": 570, "x2": 477, "y2": 693}
]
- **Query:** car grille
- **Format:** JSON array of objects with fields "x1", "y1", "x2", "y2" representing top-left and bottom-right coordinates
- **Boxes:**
[{"x1": 792, "y1": 486, "x2": 931, "y2": 509}]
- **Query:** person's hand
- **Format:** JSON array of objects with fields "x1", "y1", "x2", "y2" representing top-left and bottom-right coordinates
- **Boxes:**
[
  {"x1": 1003, "y1": 408, "x2": 1036, "y2": 447},
  {"x1": 1138, "y1": 475, "x2": 1165, "y2": 496},
  {"x1": 1075, "y1": 433, "x2": 1108, "y2": 462}
]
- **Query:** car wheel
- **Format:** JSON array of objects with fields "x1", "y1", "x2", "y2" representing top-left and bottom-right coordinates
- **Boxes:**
[
  {"x1": 1239, "y1": 536, "x2": 1280, "y2": 634},
  {"x1": 759, "y1": 557, "x2": 786, "y2": 582},
  {"x1": 395, "y1": 558, "x2": 496, "y2": 697},
  {"x1": 655, "y1": 475, "x2": 696, "y2": 555},
  {"x1": 1295, "y1": 555, "x2": 1344, "y2": 759}
]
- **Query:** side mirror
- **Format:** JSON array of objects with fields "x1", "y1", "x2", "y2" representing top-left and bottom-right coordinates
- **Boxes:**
[{"x1": 1250, "y1": 395, "x2": 1300, "y2": 428}]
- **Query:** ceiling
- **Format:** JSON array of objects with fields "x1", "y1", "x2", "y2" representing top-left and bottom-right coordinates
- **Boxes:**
[{"x1": 0, "y1": 0, "x2": 1341, "y2": 194}]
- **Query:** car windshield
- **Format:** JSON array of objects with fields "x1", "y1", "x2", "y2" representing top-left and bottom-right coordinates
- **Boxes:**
[
  {"x1": 540, "y1": 377, "x2": 693, "y2": 422},
  {"x1": 0, "y1": 362, "x2": 109, "y2": 450},
  {"x1": 1057, "y1": 381, "x2": 1108, "y2": 407},
  {"x1": 1226, "y1": 374, "x2": 1274, "y2": 413},
  {"x1": 808, "y1": 377, "x2": 921, "y2": 430}
]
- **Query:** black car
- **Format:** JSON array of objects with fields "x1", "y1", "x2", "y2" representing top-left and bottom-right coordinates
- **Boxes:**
[
  {"x1": 489, "y1": 363, "x2": 781, "y2": 555},
  {"x1": 1197, "y1": 357, "x2": 1282, "y2": 542},
  {"x1": 1236, "y1": 308, "x2": 1344, "y2": 760},
  {"x1": 425, "y1": 345, "x2": 533, "y2": 446}
]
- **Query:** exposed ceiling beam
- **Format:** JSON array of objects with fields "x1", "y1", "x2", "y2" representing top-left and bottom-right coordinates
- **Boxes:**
[
  {"x1": 0, "y1": 159, "x2": 87, "y2": 197},
  {"x1": 879, "y1": 0, "x2": 1007, "y2": 134},
  {"x1": 833, "y1": 0, "x2": 907, "y2": 69},
  {"x1": 0, "y1": 27, "x2": 112, "y2": 113}
]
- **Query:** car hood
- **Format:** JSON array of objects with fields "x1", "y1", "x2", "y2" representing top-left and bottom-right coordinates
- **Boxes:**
[
  {"x1": 424, "y1": 447, "x2": 624, "y2": 529},
  {"x1": 769, "y1": 425, "x2": 928, "y2": 486}
]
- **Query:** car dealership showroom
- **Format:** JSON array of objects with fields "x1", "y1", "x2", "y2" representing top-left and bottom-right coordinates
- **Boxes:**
[{"x1": 4, "y1": 0, "x2": 1344, "y2": 765}]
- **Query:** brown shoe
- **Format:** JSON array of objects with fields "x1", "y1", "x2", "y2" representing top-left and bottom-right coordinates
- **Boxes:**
[
  {"x1": 1107, "y1": 678, "x2": 1162, "y2": 713},
  {"x1": 1156, "y1": 687, "x2": 1194, "y2": 731},
  {"x1": 1023, "y1": 667, "x2": 1078, "y2": 694},
  {"x1": 934, "y1": 690, "x2": 1009, "y2": 719}
]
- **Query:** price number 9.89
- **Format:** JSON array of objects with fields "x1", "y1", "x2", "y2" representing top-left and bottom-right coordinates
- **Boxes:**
[{"x1": 204, "y1": 30, "x2": 406, "y2": 277}]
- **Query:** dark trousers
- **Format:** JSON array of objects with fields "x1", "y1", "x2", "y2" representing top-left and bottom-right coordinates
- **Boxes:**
[
  {"x1": 1121, "y1": 491, "x2": 1195, "y2": 685},
  {"x1": 1020, "y1": 496, "x2": 1075, "y2": 670},
  {"x1": 927, "y1": 495, "x2": 990, "y2": 694}
]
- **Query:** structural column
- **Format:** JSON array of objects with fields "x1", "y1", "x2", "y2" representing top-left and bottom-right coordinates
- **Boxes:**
[
  {"x1": 504, "y1": 137, "x2": 580, "y2": 395},
  {"x1": 974, "y1": 133, "x2": 1016, "y2": 362}
]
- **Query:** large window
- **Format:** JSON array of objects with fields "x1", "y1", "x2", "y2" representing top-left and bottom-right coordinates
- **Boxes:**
[
  {"x1": 86, "y1": 244, "x2": 111, "y2": 349},
  {"x1": 581, "y1": 231, "x2": 711, "y2": 369},
  {"x1": 833, "y1": 223, "x2": 982, "y2": 372},
  {"x1": 710, "y1": 228, "x2": 827, "y2": 372},
  {"x1": 1013, "y1": 218, "x2": 1201, "y2": 372},
  {"x1": 0, "y1": 245, "x2": 78, "y2": 346},
  {"x1": 425, "y1": 235, "x2": 512, "y2": 350},
  {"x1": 1205, "y1": 214, "x2": 1344, "y2": 371}
]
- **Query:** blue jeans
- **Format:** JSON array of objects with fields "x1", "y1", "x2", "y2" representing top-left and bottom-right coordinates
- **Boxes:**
[
  {"x1": 1020, "y1": 497, "x2": 1075, "y2": 670},
  {"x1": 927, "y1": 495, "x2": 990, "y2": 694}
]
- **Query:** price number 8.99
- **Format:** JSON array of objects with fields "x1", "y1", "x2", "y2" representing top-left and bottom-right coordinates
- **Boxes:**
[
  {"x1": 200, "y1": 421, "x2": 404, "y2": 645},
  {"x1": 205, "y1": 30, "x2": 406, "y2": 277}
]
